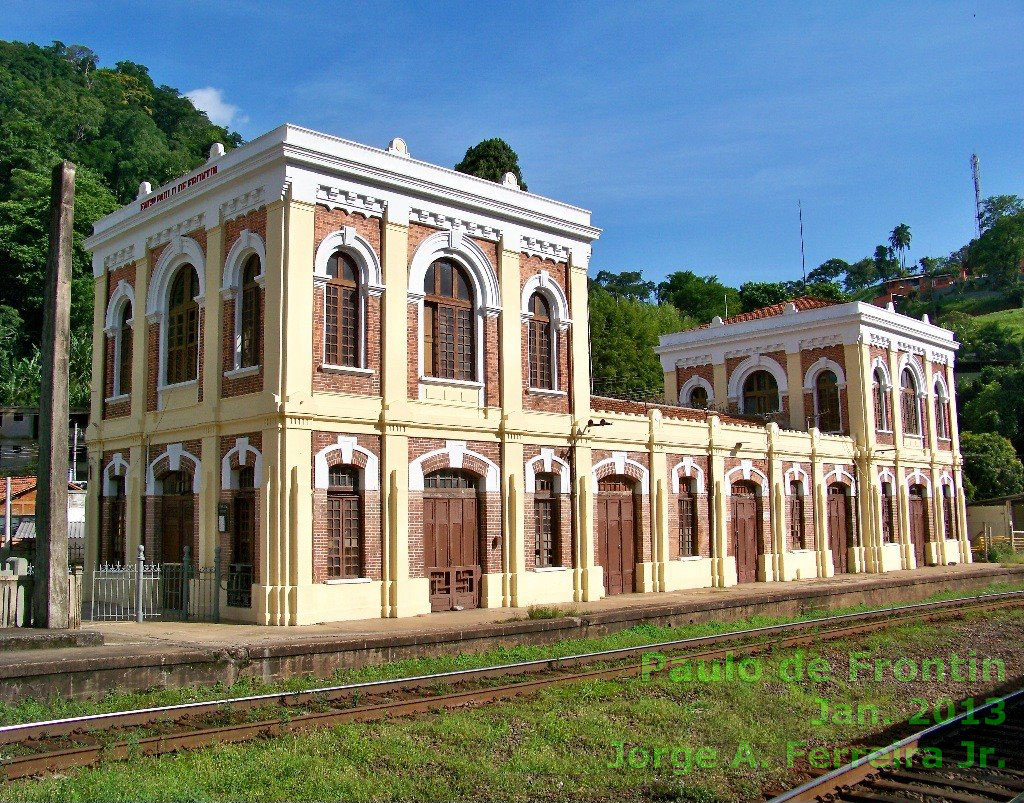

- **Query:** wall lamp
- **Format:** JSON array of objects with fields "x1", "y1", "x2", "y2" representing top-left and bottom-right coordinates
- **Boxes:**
[{"x1": 582, "y1": 418, "x2": 611, "y2": 435}]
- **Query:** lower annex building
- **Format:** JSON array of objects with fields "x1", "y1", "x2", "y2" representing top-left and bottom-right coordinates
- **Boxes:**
[{"x1": 83, "y1": 125, "x2": 969, "y2": 625}]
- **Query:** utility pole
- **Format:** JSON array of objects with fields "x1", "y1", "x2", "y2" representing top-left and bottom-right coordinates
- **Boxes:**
[
  {"x1": 971, "y1": 153, "x2": 982, "y2": 237},
  {"x1": 33, "y1": 161, "x2": 75, "y2": 629},
  {"x1": 798, "y1": 200, "x2": 807, "y2": 283}
]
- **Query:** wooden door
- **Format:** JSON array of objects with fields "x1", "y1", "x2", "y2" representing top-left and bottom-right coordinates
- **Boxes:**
[
  {"x1": 909, "y1": 485, "x2": 929, "y2": 567},
  {"x1": 160, "y1": 496, "x2": 193, "y2": 562},
  {"x1": 827, "y1": 484, "x2": 850, "y2": 574},
  {"x1": 423, "y1": 480, "x2": 481, "y2": 612},
  {"x1": 730, "y1": 483, "x2": 759, "y2": 583},
  {"x1": 233, "y1": 492, "x2": 255, "y2": 565},
  {"x1": 597, "y1": 477, "x2": 636, "y2": 596}
]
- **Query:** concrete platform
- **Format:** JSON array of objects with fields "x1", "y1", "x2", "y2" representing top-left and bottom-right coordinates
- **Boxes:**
[
  {"x1": 0, "y1": 628, "x2": 103, "y2": 652},
  {"x1": 1, "y1": 563, "x2": 1020, "y2": 703}
]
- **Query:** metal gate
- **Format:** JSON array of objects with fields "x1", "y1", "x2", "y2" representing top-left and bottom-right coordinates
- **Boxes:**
[{"x1": 89, "y1": 545, "x2": 223, "y2": 622}]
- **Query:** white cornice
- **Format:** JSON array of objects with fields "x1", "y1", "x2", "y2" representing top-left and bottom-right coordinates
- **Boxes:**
[
  {"x1": 409, "y1": 207, "x2": 501, "y2": 241},
  {"x1": 100, "y1": 243, "x2": 136, "y2": 276},
  {"x1": 220, "y1": 186, "x2": 267, "y2": 223},
  {"x1": 85, "y1": 125, "x2": 601, "y2": 256},
  {"x1": 520, "y1": 236, "x2": 571, "y2": 262},
  {"x1": 316, "y1": 184, "x2": 387, "y2": 218},
  {"x1": 145, "y1": 212, "x2": 206, "y2": 251}
]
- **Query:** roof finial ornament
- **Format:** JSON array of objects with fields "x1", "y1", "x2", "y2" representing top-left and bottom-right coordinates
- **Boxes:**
[
  {"x1": 208, "y1": 142, "x2": 225, "y2": 161},
  {"x1": 502, "y1": 172, "x2": 521, "y2": 190},
  {"x1": 137, "y1": 181, "x2": 152, "y2": 198},
  {"x1": 387, "y1": 137, "x2": 409, "y2": 157}
]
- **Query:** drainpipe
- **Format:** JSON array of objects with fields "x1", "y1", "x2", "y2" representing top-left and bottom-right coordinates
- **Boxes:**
[{"x1": 4, "y1": 475, "x2": 10, "y2": 556}]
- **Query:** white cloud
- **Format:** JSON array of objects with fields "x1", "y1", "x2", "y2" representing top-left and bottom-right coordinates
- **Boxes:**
[{"x1": 185, "y1": 87, "x2": 248, "y2": 129}]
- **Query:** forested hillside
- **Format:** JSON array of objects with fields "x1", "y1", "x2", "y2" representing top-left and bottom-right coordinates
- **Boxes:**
[{"x1": 0, "y1": 40, "x2": 241, "y2": 407}]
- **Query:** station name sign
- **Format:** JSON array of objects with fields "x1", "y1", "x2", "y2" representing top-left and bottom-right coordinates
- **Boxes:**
[{"x1": 140, "y1": 165, "x2": 218, "y2": 211}]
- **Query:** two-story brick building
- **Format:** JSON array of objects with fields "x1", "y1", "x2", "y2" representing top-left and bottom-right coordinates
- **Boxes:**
[{"x1": 84, "y1": 125, "x2": 969, "y2": 625}]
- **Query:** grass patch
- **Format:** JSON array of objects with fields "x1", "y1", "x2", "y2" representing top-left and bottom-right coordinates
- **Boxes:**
[
  {"x1": 2, "y1": 579, "x2": 1023, "y2": 730},
  {"x1": 1, "y1": 608, "x2": 1022, "y2": 802},
  {"x1": 973, "y1": 306, "x2": 1024, "y2": 336},
  {"x1": 524, "y1": 604, "x2": 583, "y2": 620}
]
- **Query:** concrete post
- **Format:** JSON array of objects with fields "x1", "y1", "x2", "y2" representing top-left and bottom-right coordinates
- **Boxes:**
[{"x1": 34, "y1": 161, "x2": 75, "y2": 629}]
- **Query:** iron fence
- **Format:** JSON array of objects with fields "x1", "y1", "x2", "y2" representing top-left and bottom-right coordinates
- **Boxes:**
[{"x1": 88, "y1": 545, "x2": 230, "y2": 622}]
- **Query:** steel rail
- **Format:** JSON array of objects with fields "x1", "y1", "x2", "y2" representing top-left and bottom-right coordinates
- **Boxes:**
[
  {"x1": 767, "y1": 687, "x2": 1024, "y2": 803},
  {"x1": 4, "y1": 610, "x2": 1005, "y2": 782},
  {"x1": 2, "y1": 588, "x2": 1022, "y2": 748}
]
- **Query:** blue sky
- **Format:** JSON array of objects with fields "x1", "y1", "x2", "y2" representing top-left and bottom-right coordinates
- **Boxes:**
[{"x1": 4, "y1": 1, "x2": 1022, "y2": 287}]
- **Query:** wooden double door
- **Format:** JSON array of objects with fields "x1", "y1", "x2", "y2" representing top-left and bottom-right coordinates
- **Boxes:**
[
  {"x1": 596, "y1": 476, "x2": 638, "y2": 596},
  {"x1": 730, "y1": 483, "x2": 760, "y2": 583},
  {"x1": 827, "y1": 484, "x2": 852, "y2": 574},
  {"x1": 423, "y1": 475, "x2": 482, "y2": 612},
  {"x1": 908, "y1": 485, "x2": 930, "y2": 567}
]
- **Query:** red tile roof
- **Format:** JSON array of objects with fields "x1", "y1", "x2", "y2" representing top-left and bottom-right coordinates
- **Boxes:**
[
  {"x1": 0, "y1": 477, "x2": 83, "y2": 504},
  {"x1": 0, "y1": 477, "x2": 37, "y2": 504},
  {"x1": 698, "y1": 296, "x2": 842, "y2": 329}
]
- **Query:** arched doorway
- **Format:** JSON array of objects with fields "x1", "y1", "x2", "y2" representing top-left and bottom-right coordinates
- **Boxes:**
[
  {"x1": 908, "y1": 484, "x2": 930, "y2": 567},
  {"x1": 159, "y1": 470, "x2": 194, "y2": 563},
  {"x1": 827, "y1": 484, "x2": 852, "y2": 574},
  {"x1": 597, "y1": 475, "x2": 638, "y2": 596},
  {"x1": 730, "y1": 481, "x2": 761, "y2": 583},
  {"x1": 423, "y1": 469, "x2": 482, "y2": 612},
  {"x1": 229, "y1": 466, "x2": 256, "y2": 608}
]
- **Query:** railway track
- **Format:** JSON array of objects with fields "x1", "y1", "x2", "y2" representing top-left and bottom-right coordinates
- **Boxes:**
[
  {"x1": 2, "y1": 589, "x2": 1023, "y2": 782},
  {"x1": 768, "y1": 688, "x2": 1024, "y2": 803}
]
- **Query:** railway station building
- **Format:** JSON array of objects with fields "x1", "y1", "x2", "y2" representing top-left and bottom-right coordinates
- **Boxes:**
[{"x1": 84, "y1": 125, "x2": 970, "y2": 625}]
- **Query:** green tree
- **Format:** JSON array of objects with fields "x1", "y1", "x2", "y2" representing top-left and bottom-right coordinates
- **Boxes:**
[
  {"x1": 843, "y1": 257, "x2": 877, "y2": 292},
  {"x1": 592, "y1": 270, "x2": 655, "y2": 302},
  {"x1": 0, "y1": 39, "x2": 243, "y2": 406},
  {"x1": 966, "y1": 212, "x2": 1024, "y2": 287},
  {"x1": 980, "y1": 195, "x2": 1024, "y2": 233},
  {"x1": 958, "y1": 364, "x2": 1024, "y2": 456},
  {"x1": 873, "y1": 244, "x2": 900, "y2": 281},
  {"x1": 656, "y1": 270, "x2": 740, "y2": 323},
  {"x1": 454, "y1": 138, "x2": 527, "y2": 190},
  {"x1": 959, "y1": 431, "x2": 1024, "y2": 502},
  {"x1": 888, "y1": 224, "x2": 912, "y2": 273},
  {"x1": 588, "y1": 286, "x2": 690, "y2": 397},
  {"x1": 807, "y1": 257, "x2": 849, "y2": 285},
  {"x1": 738, "y1": 282, "x2": 789, "y2": 313}
]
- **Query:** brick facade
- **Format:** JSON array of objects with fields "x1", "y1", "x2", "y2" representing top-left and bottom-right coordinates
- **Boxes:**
[
  {"x1": 311, "y1": 207, "x2": 383, "y2": 396},
  {"x1": 522, "y1": 444, "x2": 574, "y2": 570},
  {"x1": 666, "y1": 453, "x2": 712, "y2": 560},
  {"x1": 142, "y1": 439, "x2": 202, "y2": 563},
  {"x1": 407, "y1": 437, "x2": 503, "y2": 578},
  {"x1": 591, "y1": 449, "x2": 653, "y2": 565},
  {"x1": 520, "y1": 254, "x2": 571, "y2": 413},
  {"x1": 310, "y1": 431, "x2": 383, "y2": 583},
  {"x1": 800, "y1": 345, "x2": 849, "y2": 434}
]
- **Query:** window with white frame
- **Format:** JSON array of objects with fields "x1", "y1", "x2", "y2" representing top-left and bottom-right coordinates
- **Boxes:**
[{"x1": 166, "y1": 265, "x2": 201, "y2": 385}]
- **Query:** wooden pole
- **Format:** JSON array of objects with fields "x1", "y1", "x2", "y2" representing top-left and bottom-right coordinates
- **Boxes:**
[{"x1": 33, "y1": 160, "x2": 75, "y2": 629}]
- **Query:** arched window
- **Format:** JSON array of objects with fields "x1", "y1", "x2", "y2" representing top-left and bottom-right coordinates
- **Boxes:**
[
  {"x1": 678, "y1": 478, "x2": 697, "y2": 557},
  {"x1": 872, "y1": 368, "x2": 890, "y2": 431},
  {"x1": 900, "y1": 368, "x2": 920, "y2": 436},
  {"x1": 424, "y1": 259, "x2": 474, "y2": 381},
  {"x1": 942, "y1": 484, "x2": 957, "y2": 540},
  {"x1": 934, "y1": 382, "x2": 950, "y2": 439},
  {"x1": 325, "y1": 251, "x2": 360, "y2": 367},
  {"x1": 527, "y1": 292, "x2": 554, "y2": 390},
  {"x1": 105, "y1": 475, "x2": 126, "y2": 566},
  {"x1": 787, "y1": 481, "x2": 807, "y2": 549},
  {"x1": 815, "y1": 370, "x2": 841, "y2": 432},
  {"x1": 166, "y1": 265, "x2": 200, "y2": 385},
  {"x1": 239, "y1": 255, "x2": 261, "y2": 369},
  {"x1": 688, "y1": 385, "x2": 709, "y2": 409},
  {"x1": 742, "y1": 370, "x2": 779, "y2": 416},
  {"x1": 880, "y1": 482, "x2": 896, "y2": 543},
  {"x1": 116, "y1": 302, "x2": 132, "y2": 396},
  {"x1": 534, "y1": 472, "x2": 559, "y2": 567},
  {"x1": 327, "y1": 465, "x2": 362, "y2": 579}
]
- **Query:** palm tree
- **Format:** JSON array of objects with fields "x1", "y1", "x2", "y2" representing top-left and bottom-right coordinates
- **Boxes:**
[{"x1": 888, "y1": 224, "x2": 912, "y2": 273}]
